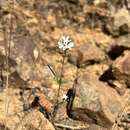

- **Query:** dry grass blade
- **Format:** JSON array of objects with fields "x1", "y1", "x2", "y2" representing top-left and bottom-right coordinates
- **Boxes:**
[
  {"x1": 111, "y1": 95, "x2": 130, "y2": 130},
  {"x1": 54, "y1": 122, "x2": 89, "y2": 129},
  {"x1": 2, "y1": 1, "x2": 15, "y2": 130}
]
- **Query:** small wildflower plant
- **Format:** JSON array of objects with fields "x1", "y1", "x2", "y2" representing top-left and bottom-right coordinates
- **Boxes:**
[{"x1": 52, "y1": 36, "x2": 74, "y2": 120}]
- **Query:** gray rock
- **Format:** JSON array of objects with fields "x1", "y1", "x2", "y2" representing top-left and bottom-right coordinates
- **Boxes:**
[
  {"x1": 115, "y1": 34, "x2": 130, "y2": 48},
  {"x1": 105, "y1": 8, "x2": 130, "y2": 36},
  {"x1": 68, "y1": 73, "x2": 122, "y2": 128}
]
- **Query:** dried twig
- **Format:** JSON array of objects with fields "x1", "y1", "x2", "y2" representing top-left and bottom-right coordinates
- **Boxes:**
[
  {"x1": 47, "y1": 64, "x2": 57, "y2": 78},
  {"x1": 4, "y1": 0, "x2": 14, "y2": 116},
  {"x1": 54, "y1": 122, "x2": 89, "y2": 130},
  {"x1": 2, "y1": 1, "x2": 15, "y2": 130},
  {"x1": 111, "y1": 96, "x2": 130, "y2": 130}
]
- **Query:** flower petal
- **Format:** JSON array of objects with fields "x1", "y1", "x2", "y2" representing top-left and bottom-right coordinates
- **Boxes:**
[{"x1": 58, "y1": 36, "x2": 74, "y2": 51}]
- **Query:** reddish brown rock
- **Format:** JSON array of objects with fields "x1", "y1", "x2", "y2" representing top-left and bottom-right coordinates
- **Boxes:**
[
  {"x1": 0, "y1": 31, "x2": 55, "y2": 89},
  {"x1": 68, "y1": 43, "x2": 106, "y2": 67},
  {"x1": 68, "y1": 73, "x2": 122, "y2": 128},
  {"x1": 112, "y1": 51, "x2": 130, "y2": 86}
]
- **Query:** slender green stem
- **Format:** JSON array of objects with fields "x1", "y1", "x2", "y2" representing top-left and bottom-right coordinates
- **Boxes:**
[{"x1": 52, "y1": 50, "x2": 66, "y2": 121}]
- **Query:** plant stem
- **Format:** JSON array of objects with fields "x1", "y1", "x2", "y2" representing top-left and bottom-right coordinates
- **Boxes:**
[{"x1": 52, "y1": 50, "x2": 66, "y2": 121}]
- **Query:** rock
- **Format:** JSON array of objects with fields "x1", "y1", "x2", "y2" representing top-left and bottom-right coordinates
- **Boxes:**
[
  {"x1": 105, "y1": 34, "x2": 130, "y2": 60},
  {"x1": 94, "y1": 0, "x2": 106, "y2": 6},
  {"x1": 0, "y1": 88, "x2": 55, "y2": 130},
  {"x1": 67, "y1": 73, "x2": 122, "y2": 128},
  {"x1": 108, "y1": 0, "x2": 125, "y2": 9},
  {"x1": 115, "y1": 34, "x2": 130, "y2": 48},
  {"x1": 0, "y1": 28, "x2": 36, "y2": 73},
  {"x1": 68, "y1": 43, "x2": 105, "y2": 67},
  {"x1": 105, "y1": 8, "x2": 130, "y2": 36},
  {"x1": 0, "y1": 29, "x2": 55, "y2": 89},
  {"x1": 83, "y1": 4, "x2": 111, "y2": 29},
  {"x1": 114, "y1": 8, "x2": 130, "y2": 33},
  {"x1": 99, "y1": 66, "x2": 127, "y2": 95},
  {"x1": 112, "y1": 50, "x2": 130, "y2": 86},
  {"x1": 14, "y1": 110, "x2": 55, "y2": 130}
]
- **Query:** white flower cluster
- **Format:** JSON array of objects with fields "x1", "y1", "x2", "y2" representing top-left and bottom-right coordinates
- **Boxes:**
[
  {"x1": 58, "y1": 36, "x2": 74, "y2": 51},
  {"x1": 61, "y1": 94, "x2": 68, "y2": 101}
]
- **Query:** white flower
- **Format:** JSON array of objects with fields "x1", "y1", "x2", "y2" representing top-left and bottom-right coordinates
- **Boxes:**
[
  {"x1": 61, "y1": 94, "x2": 68, "y2": 101},
  {"x1": 58, "y1": 36, "x2": 74, "y2": 51}
]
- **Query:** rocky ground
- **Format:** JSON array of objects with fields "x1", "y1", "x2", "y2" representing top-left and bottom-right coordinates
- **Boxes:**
[{"x1": 0, "y1": 0, "x2": 130, "y2": 130}]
